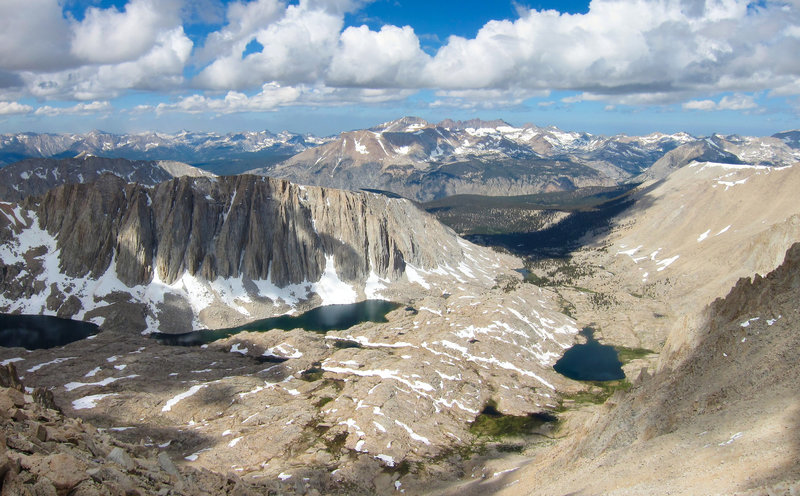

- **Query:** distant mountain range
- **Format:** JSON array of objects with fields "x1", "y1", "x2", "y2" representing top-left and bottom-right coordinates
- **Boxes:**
[
  {"x1": 0, "y1": 129, "x2": 330, "y2": 175},
  {"x1": 2, "y1": 119, "x2": 798, "y2": 201},
  {"x1": 0, "y1": 156, "x2": 214, "y2": 202},
  {"x1": 252, "y1": 118, "x2": 800, "y2": 201}
]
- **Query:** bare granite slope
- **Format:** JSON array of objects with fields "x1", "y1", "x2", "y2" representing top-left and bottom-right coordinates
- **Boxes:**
[
  {"x1": 550, "y1": 161, "x2": 800, "y2": 352},
  {"x1": 487, "y1": 242, "x2": 800, "y2": 496},
  {"x1": 0, "y1": 363, "x2": 268, "y2": 495}
]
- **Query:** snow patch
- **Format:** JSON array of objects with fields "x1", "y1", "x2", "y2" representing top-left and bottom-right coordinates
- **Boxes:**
[
  {"x1": 162, "y1": 384, "x2": 207, "y2": 412},
  {"x1": 364, "y1": 271, "x2": 388, "y2": 299},
  {"x1": 72, "y1": 393, "x2": 118, "y2": 410},
  {"x1": 230, "y1": 343, "x2": 248, "y2": 355},
  {"x1": 27, "y1": 357, "x2": 76, "y2": 373},
  {"x1": 64, "y1": 375, "x2": 138, "y2": 391},
  {"x1": 404, "y1": 265, "x2": 430, "y2": 289},
  {"x1": 656, "y1": 255, "x2": 679, "y2": 271},
  {"x1": 394, "y1": 420, "x2": 430, "y2": 445},
  {"x1": 313, "y1": 255, "x2": 356, "y2": 305},
  {"x1": 263, "y1": 343, "x2": 302, "y2": 359}
]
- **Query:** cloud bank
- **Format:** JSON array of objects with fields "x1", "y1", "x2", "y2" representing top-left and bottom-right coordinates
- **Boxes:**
[{"x1": 0, "y1": 0, "x2": 798, "y2": 115}]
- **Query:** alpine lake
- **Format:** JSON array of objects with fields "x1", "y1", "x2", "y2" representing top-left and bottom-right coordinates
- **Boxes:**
[
  {"x1": 1, "y1": 307, "x2": 626, "y2": 384},
  {"x1": 553, "y1": 327, "x2": 625, "y2": 381},
  {"x1": 151, "y1": 300, "x2": 402, "y2": 346},
  {"x1": 0, "y1": 300, "x2": 401, "y2": 350},
  {"x1": 0, "y1": 314, "x2": 100, "y2": 350}
]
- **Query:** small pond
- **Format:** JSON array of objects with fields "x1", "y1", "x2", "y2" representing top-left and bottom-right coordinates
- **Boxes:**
[
  {"x1": 152, "y1": 300, "x2": 402, "y2": 347},
  {"x1": 553, "y1": 327, "x2": 624, "y2": 381},
  {"x1": 0, "y1": 314, "x2": 100, "y2": 350}
]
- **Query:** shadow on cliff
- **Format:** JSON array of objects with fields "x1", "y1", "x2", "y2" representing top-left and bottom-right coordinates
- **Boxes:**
[{"x1": 317, "y1": 232, "x2": 373, "y2": 282}]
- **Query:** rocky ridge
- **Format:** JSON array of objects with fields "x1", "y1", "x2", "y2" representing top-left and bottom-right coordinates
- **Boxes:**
[
  {"x1": 4, "y1": 124, "x2": 798, "y2": 203},
  {"x1": 254, "y1": 117, "x2": 695, "y2": 201},
  {"x1": 0, "y1": 156, "x2": 214, "y2": 202},
  {"x1": 0, "y1": 173, "x2": 503, "y2": 333}
]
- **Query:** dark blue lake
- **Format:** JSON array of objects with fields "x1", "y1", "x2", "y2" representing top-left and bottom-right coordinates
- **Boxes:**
[
  {"x1": 553, "y1": 327, "x2": 624, "y2": 381},
  {"x1": 0, "y1": 314, "x2": 100, "y2": 350},
  {"x1": 152, "y1": 300, "x2": 402, "y2": 346}
]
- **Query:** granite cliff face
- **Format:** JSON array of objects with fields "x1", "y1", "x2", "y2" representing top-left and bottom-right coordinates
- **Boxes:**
[{"x1": 0, "y1": 174, "x2": 501, "y2": 332}]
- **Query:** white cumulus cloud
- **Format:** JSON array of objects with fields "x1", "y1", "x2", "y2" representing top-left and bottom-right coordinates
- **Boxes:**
[
  {"x1": 71, "y1": 0, "x2": 183, "y2": 64},
  {"x1": 191, "y1": 0, "x2": 800, "y2": 108},
  {"x1": 327, "y1": 25, "x2": 429, "y2": 87},
  {"x1": 420, "y1": 0, "x2": 798, "y2": 101},
  {"x1": 155, "y1": 83, "x2": 302, "y2": 113},
  {"x1": 196, "y1": 0, "x2": 344, "y2": 89},
  {"x1": 152, "y1": 82, "x2": 413, "y2": 114},
  {"x1": 1, "y1": 0, "x2": 799, "y2": 116},
  {"x1": 194, "y1": 0, "x2": 285, "y2": 66},
  {"x1": 683, "y1": 93, "x2": 758, "y2": 111},
  {"x1": 0, "y1": 101, "x2": 33, "y2": 115},
  {"x1": 33, "y1": 101, "x2": 112, "y2": 116},
  {"x1": 24, "y1": 27, "x2": 192, "y2": 100},
  {"x1": 0, "y1": 0, "x2": 73, "y2": 71},
  {"x1": 683, "y1": 99, "x2": 718, "y2": 110}
]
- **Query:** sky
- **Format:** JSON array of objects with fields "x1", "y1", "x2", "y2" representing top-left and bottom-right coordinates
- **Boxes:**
[{"x1": 0, "y1": 0, "x2": 798, "y2": 137}]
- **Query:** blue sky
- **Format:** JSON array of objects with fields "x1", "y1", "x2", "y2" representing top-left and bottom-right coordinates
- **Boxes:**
[{"x1": 0, "y1": 0, "x2": 798, "y2": 137}]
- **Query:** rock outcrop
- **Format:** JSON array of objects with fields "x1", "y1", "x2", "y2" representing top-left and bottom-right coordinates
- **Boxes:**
[{"x1": 0, "y1": 363, "x2": 265, "y2": 495}]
